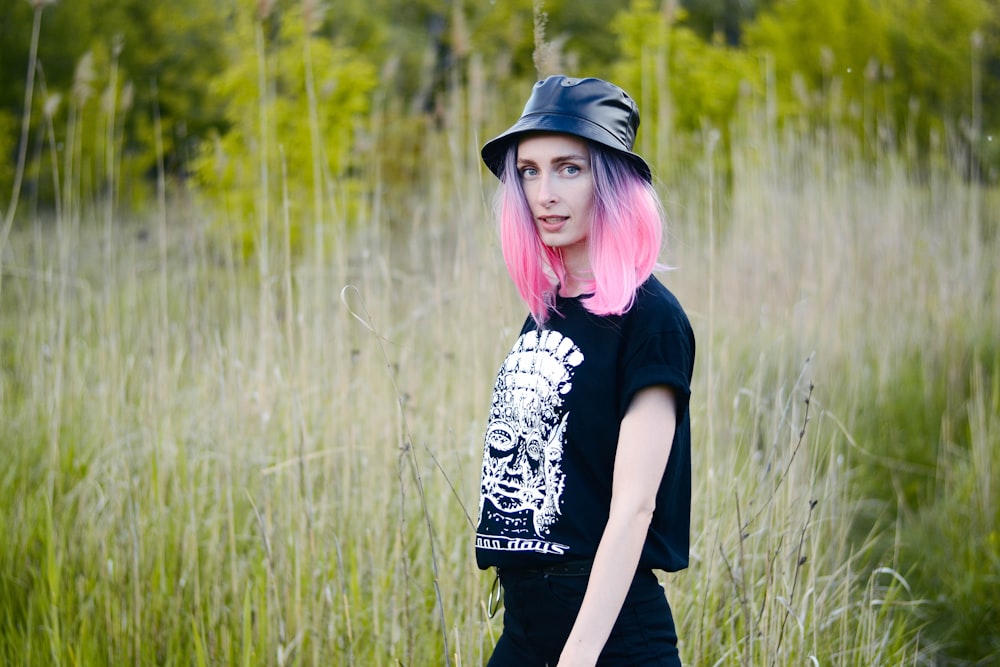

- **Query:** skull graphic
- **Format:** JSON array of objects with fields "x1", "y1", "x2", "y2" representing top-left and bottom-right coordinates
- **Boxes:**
[{"x1": 479, "y1": 329, "x2": 583, "y2": 536}]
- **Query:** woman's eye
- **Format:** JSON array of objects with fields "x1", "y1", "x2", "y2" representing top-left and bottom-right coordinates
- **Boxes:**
[
  {"x1": 519, "y1": 166, "x2": 538, "y2": 178},
  {"x1": 562, "y1": 164, "x2": 581, "y2": 176}
]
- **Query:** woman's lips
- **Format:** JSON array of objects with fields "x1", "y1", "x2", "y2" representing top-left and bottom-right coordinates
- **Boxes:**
[{"x1": 538, "y1": 216, "x2": 568, "y2": 232}]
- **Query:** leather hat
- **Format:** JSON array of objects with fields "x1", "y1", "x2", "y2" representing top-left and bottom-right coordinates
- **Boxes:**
[{"x1": 481, "y1": 75, "x2": 651, "y2": 183}]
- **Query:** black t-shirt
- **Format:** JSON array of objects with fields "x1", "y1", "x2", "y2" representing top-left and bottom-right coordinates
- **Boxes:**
[{"x1": 475, "y1": 275, "x2": 695, "y2": 573}]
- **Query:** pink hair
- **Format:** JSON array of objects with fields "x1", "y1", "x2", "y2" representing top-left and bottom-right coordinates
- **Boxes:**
[{"x1": 495, "y1": 140, "x2": 664, "y2": 325}]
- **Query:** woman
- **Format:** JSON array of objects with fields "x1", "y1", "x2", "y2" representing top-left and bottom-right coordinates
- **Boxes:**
[{"x1": 475, "y1": 75, "x2": 695, "y2": 666}]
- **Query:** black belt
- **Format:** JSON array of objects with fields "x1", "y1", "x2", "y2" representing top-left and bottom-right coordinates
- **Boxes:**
[
  {"x1": 501, "y1": 558, "x2": 593, "y2": 577},
  {"x1": 526, "y1": 559, "x2": 593, "y2": 576},
  {"x1": 489, "y1": 559, "x2": 594, "y2": 618}
]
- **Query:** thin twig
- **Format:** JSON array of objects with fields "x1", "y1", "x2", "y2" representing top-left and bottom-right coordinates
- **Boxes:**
[
  {"x1": 733, "y1": 492, "x2": 754, "y2": 666},
  {"x1": 341, "y1": 285, "x2": 452, "y2": 666},
  {"x1": 423, "y1": 444, "x2": 475, "y2": 530},
  {"x1": 772, "y1": 498, "x2": 817, "y2": 665},
  {"x1": 247, "y1": 490, "x2": 289, "y2": 656},
  {"x1": 742, "y1": 362, "x2": 814, "y2": 534},
  {"x1": 1, "y1": 3, "x2": 47, "y2": 302}
]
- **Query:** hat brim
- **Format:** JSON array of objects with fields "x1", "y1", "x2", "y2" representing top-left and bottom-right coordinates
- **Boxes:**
[{"x1": 481, "y1": 113, "x2": 652, "y2": 184}]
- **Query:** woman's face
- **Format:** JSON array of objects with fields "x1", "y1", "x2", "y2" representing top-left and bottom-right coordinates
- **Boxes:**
[{"x1": 516, "y1": 134, "x2": 595, "y2": 266}]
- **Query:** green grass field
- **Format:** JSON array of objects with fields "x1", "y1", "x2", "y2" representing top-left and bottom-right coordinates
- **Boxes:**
[{"x1": 2, "y1": 93, "x2": 999, "y2": 665}]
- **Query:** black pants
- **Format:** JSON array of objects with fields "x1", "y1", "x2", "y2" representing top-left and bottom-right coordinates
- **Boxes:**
[{"x1": 486, "y1": 567, "x2": 680, "y2": 666}]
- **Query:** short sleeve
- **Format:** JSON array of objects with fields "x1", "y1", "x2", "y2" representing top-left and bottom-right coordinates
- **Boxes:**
[
  {"x1": 617, "y1": 282, "x2": 695, "y2": 420},
  {"x1": 620, "y1": 328, "x2": 694, "y2": 421}
]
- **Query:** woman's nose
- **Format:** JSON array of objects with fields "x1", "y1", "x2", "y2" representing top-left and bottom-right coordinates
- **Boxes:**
[{"x1": 536, "y1": 173, "x2": 557, "y2": 206}]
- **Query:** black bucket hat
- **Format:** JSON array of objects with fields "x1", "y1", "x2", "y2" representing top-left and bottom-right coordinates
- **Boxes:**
[{"x1": 481, "y1": 75, "x2": 652, "y2": 183}]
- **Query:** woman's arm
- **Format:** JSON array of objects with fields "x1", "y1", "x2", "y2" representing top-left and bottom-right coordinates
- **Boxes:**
[{"x1": 557, "y1": 384, "x2": 677, "y2": 666}]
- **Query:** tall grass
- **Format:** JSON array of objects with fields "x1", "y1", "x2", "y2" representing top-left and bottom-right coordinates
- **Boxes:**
[{"x1": 3, "y1": 28, "x2": 999, "y2": 667}]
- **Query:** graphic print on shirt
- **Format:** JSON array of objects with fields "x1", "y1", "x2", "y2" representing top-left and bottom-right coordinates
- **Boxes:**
[{"x1": 477, "y1": 329, "x2": 584, "y2": 554}]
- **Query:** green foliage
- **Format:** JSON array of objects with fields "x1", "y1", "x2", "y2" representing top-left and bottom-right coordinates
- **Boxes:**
[
  {"x1": 888, "y1": 0, "x2": 999, "y2": 173},
  {"x1": 326, "y1": 0, "x2": 631, "y2": 118},
  {"x1": 27, "y1": 44, "x2": 148, "y2": 210},
  {"x1": 113, "y1": 2, "x2": 229, "y2": 171},
  {"x1": 851, "y1": 352, "x2": 952, "y2": 516},
  {"x1": 660, "y1": 26, "x2": 759, "y2": 135},
  {"x1": 0, "y1": 0, "x2": 230, "y2": 214},
  {"x1": 847, "y1": 330, "x2": 1000, "y2": 662},
  {"x1": 3, "y1": 0, "x2": 996, "y2": 219},
  {"x1": 679, "y1": 0, "x2": 774, "y2": 45},
  {"x1": 887, "y1": 0, "x2": 992, "y2": 114},
  {"x1": 746, "y1": 0, "x2": 892, "y2": 119},
  {"x1": 610, "y1": 0, "x2": 760, "y2": 181},
  {"x1": 0, "y1": 1, "x2": 38, "y2": 114},
  {"x1": 849, "y1": 337, "x2": 998, "y2": 515},
  {"x1": 192, "y1": 0, "x2": 376, "y2": 258},
  {"x1": 908, "y1": 364, "x2": 1000, "y2": 660},
  {"x1": 745, "y1": 0, "x2": 999, "y2": 172},
  {"x1": 0, "y1": 110, "x2": 15, "y2": 209},
  {"x1": 603, "y1": 0, "x2": 1000, "y2": 179}
]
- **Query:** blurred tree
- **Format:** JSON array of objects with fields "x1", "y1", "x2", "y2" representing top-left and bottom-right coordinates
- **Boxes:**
[
  {"x1": 115, "y1": 2, "x2": 229, "y2": 174},
  {"x1": 322, "y1": 0, "x2": 632, "y2": 110},
  {"x1": 610, "y1": 0, "x2": 759, "y2": 179},
  {"x1": 679, "y1": 0, "x2": 776, "y2": 45},
  {"x1": 0, "y1": 110, "x2": 14, "y2": 204},
  {"x1": 192, "y1": 0, "x2": 376, "y2": 256},
  {"x1": 745, "y1": 0, "x2": 893, "y2": 124},
  {"x1": 0, "y1": 0, "x2": 229, "y2": 208},
  {"x1": 888, "y1": 0, "x2": 999, "y2": 176},
  {"x1": 2, "y1": 0, "x2": 998, "y2": 212},
  {"x1": 745, "y1": 0, "x2": 999, "y2": 172}
]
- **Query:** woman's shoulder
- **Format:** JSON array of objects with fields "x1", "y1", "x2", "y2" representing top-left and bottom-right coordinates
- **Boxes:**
[{"x1": 631, "y1": 275, "x2": 690, "y2": 328}]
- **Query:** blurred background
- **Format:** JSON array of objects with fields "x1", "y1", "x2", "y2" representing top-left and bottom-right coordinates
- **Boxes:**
[
  {"x1": 1, "y1": 0, "x2": 997, "y2": 220},
  {"x1": 1, "y1": 1, "x2": 998, "y2": 665}
]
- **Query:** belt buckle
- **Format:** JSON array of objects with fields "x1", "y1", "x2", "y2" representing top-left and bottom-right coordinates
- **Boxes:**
[{"x1": 487, "y1": 568, "x2": 502, "y2": 618}]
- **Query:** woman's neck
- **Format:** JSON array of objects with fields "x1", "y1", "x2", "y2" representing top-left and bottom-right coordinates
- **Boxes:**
[
  {"x1": 558, "y1": 271, "x2": 593, "y2": 298},
  {"x1": 555, "y1": 244, "x2": 592, "y2": 297}
]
